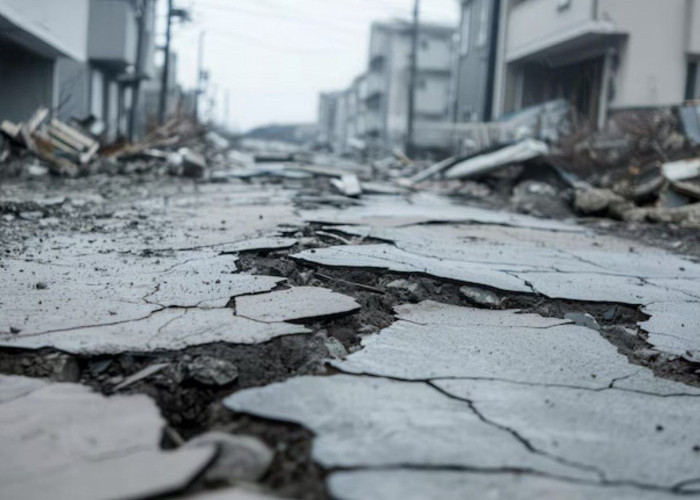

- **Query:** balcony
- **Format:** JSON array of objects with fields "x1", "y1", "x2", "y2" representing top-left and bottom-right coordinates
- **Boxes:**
[
  {"x1": 0, "y1": 0, "x2": 89, "y2": 61},
  {"x1": 88, "y1": 0, "x2": 137, "y2": 68},
  {"x1": 505, "y1": 0, "x2": 621, "y2": 63}
]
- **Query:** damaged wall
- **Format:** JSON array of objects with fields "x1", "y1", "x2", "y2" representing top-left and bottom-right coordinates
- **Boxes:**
[{"x1": 0, "y1": 40, "x2": 57, "y2": 122}]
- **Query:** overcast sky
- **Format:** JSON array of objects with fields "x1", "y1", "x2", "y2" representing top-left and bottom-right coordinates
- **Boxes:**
[{"x1": 162, "y1": 0, "x2": 459, "y2": 132}]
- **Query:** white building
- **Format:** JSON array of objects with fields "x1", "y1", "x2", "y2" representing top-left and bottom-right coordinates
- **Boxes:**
[
  {"x1": 318, "y1": 20, "x2": 455, "y2": 155},
  {"x1": 0, "y1": 0, "x2": 90, "y2": 122},
  {"x1": 493, "y1": 0, "x2": 700, "y2": 128},
  {"x1": 0, "y1": 0, "x2": 158, "y2": 141},
  {"x1": 365, "y1": 20, "x2": 454, "y2": 151}
]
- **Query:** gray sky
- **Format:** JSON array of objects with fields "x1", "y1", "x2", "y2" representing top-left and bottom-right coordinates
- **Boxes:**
[{"x1": 164, "y1": 0, "x2": 459, "y2": 131}]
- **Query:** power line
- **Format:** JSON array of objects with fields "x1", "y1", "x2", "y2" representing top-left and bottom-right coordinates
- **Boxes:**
[
  {"x1": 205, "y1": 30, "x2": 346, "y2": 55},
  {"x1": 195, "y1": 1, "x2": 367, "y2": 37}
]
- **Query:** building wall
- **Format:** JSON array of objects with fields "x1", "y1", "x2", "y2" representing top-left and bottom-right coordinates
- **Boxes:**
[
  {"x1": 382, "y1": 24, "x2": 455, "y2": 148},
  {"x1": 599, "y1": 0, "x2": 691, "y2": 108},
  {"x1": 0, "y1": 40, "x2": 56, "y2": 121},
  {"x1": 455, "y1": 0, "x2": 499, "y2": 122},
  {"x1": 0, "y1": 0, "x2": 89, "y2": 61},
  {"x1": 496, "y1": 0, "x2": 700, "y2": 122},
  {"x1": 56, "y1": 58, "x2": 91, "y2": 121}
]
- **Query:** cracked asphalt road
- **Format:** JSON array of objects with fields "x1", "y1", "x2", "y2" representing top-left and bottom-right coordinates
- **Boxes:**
[{"x1": 1, "y1": 165, "x2": 700, "y2": 499}]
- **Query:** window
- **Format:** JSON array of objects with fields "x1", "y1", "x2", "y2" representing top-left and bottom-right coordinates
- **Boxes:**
[
  {"x1": 686, "y1": 62, "x2": 699, "y2": 100},
  {"x1": 460, "y1": 2, "x2": 472, "y2": 55},
  {"x1": 477, "y1": 0, "x2": 488, "y2": 47},
  {"x1": 558, "y1": 0, "x2": 572, "y2": 10}
]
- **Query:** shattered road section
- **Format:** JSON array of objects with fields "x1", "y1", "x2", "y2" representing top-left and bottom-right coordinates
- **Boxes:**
[{"x1": 0, "y1": 375, "x2": 216, "y2": 500}]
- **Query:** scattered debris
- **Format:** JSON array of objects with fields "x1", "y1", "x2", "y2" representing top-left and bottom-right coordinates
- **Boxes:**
[
  {"x1": 188, "y1": 356, "x2": 239, "y2": 386},
  {"x1": 459, "y1": 285, "x2": 503, "y2": 308},
  {"x1": 113, "y1": 363, "x2": 169, "y2": 391},
  {"x1": 444, "y1": 139, "x2": 549, "y2": 180},
  {"x1": 185, "y1": 432, "x2": 274, "y2": 486},
  {"x1": 330, "y1": 174, "x2": 362, "y2": 197},
  {"x1": 182, "y1": 149, "x2": 208, "y2": 178},
  {"x1": 564, "y1": 312, "x2": 601, "y2": 331}
]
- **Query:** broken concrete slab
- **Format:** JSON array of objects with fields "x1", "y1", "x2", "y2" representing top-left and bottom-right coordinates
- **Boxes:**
[
  {"x1": 328, "y1": 469, "x2": 681, "y2": 500},
  {"x1": 301, "y1": 194, "x2": 580, "y2": 232},
  {"x1": 225, "y1": 375, "x2": 594, "y2": 480},
  {"x1": 3, "y1": 447, "x2": 216, "y2": 500},
  {"x1": 330, "y1": 174, "x2": 362, "y2": 197},
  {"x1": 0, "y1": 375, "x2": 216, "y2": 500},
  {"x1": 234, "y1": 286, "x2": 360, "y2": 323},
  {"x1": 444, "y1": 139, "x2": 549, "y2": 180},
  {"x1": 394, "y1": 300, "x2": 568, "y2": 328},
  {"x1": 189, "y1": 488, "x2": 292, "y2": 499},
  {"x1": 148, "y1": 269, "x2": 285, "y2": 309},
  {"x1": 0, "y1": 308, "x2": 310, "y2": 355},
  {"x1": 640, "y1": 302, "x2": 700, "y2": 361},
  {"x1": 435, "y1": 378, "x2": 700, "y2": 488},
  {"x1": 292, "y1": 245, "x2": 533, "y2": 294},
  {"x1": 612, "y1": 369, "x2": 700, "y2": 396},
  {"x1": 327, "y1": 222, "x2": 700, "y2": 280},
  {"x1": 216, "y1": 237, "x2": 298, "y2": 254},
  {"x1": 334, "y1": 302, "x2": 634, "y2": 388},
  {"x1": 515, "y1": 271, "x2": 690, "y2": 305},
  {"x1": 662, "y1": 158, "x2": 700, "y2": 182}
]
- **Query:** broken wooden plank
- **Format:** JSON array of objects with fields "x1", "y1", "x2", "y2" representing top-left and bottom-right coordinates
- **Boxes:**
[
  {"x1": 50, "y1": 119, "x2": 97, "y2": 149},
  {"x1": 1, "y1": 120, "x2": 22, "y2": 142},
  {"x1": 27, "y1": 108, "x2": 49, "y2": 133}
]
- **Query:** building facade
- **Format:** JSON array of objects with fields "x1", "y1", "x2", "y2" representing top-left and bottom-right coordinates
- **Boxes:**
[
  {"x1": 0, "y1": 0, "x2": 90, "y2": 123},
  {"x1": 0, "y1": 0, "x2": 158, "y2": 141},
  {"x1": 493, "y1": 0, "x2": 700, "y2": 128},
  {"x1": 318, "y1": 20, "x2": 455, "y2": 155},
  {"x1": 453, "y1": 0, "x2": 501, "y2": 123}
]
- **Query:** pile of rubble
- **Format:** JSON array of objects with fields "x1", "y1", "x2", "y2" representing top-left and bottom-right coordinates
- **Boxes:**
[{"x1": 0, "y1": 107, "x2": 211, "y2": 179}]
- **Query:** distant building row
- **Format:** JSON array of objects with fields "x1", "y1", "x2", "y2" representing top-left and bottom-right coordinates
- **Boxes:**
[
  {"x1": 0, "y1": 0, "x2": 187, "y2": 141},
  {"x1": 320, "y1": 0, "x2": 700, "y2": 155}
]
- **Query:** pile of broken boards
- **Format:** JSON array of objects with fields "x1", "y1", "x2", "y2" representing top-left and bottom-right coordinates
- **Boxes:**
[
  {"x1": 1, "y1": 108, "x2": 209, "y2": 179},
  {"x1": 1, "y1": 108, "x2": 99, "y2": 177}
]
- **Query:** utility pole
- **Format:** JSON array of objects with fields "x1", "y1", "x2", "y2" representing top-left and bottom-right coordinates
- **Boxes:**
[
  {"x1": 129, "y1": 0, "x2": 150, "y2": 141},
  {"x1": 194, "y1": 31, "x2": 205, "y2": 124},
  {"x1": 158, "y1": 0, "x2": 174, "y2": 125},
  {"x1": 406, "y1": 0, "x2": 420, "y2": 157},
  {"x1": 224, "y1": 88, "x2": 230, "y2": 129}
]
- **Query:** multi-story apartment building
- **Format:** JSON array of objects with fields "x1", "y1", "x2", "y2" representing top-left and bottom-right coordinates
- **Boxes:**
[
  {"x1": 318, "y1": 20, "x2": 455, "y2": 154},
  {"x1": 366, "y1": 20, "x2": 454, "y2": 150},
  {"x1": 492, "y1": 0, "x2": 700, "y2": 128},
  {"x1": 0, "y1": 0, "x2": 90, "y2": 123},
  {"x1": 0, "y1": 0, "x2": 158, "y2": 141}
]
